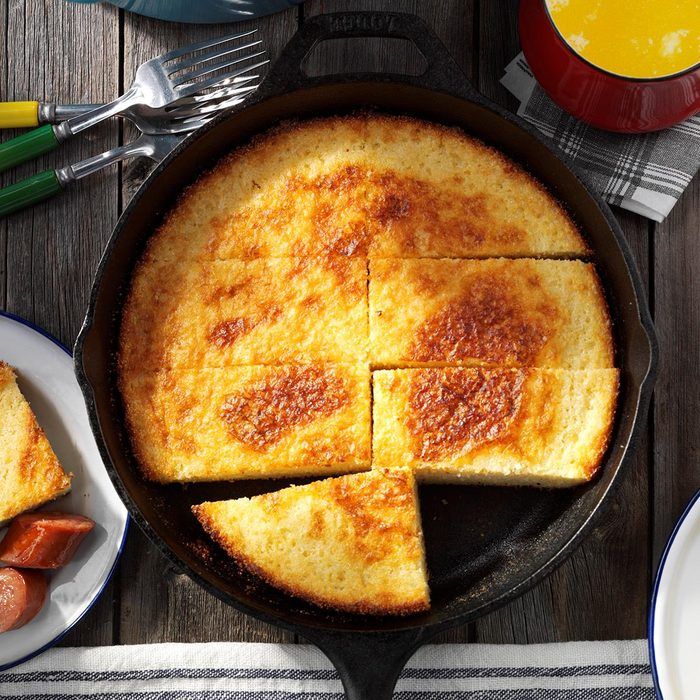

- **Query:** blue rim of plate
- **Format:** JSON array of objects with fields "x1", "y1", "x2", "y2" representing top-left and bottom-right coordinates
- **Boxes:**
[
  {"x1": 0, "y1": 309, "x2": 130, "y2": 673},
  {"x1": 648, "y1": 488, "x2": 700, "y2": 700}
]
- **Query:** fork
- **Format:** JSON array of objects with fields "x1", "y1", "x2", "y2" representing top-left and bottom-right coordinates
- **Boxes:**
[
  {"x1": 0, "y1": 29, "x2": 266, "y2": 174},
  {"x1": 0, "y1": 80, "x2": 258, "y2": 218},
  {"x1": 0, "y1": 76, "x2": 260, "y2": 128}
]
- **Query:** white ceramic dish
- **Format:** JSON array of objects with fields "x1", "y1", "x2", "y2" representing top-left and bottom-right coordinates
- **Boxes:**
[
  {"x1": 0, "y1": 311, "x2": 128, "y2": 671},
  {"x1": 649, "y1": 489, "x2": 700, "y2": 699}
]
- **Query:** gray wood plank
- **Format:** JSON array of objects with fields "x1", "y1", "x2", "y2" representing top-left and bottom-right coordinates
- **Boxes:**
[
  {"x1": 653, "y1": 177, "x2": 700, "y2": 565},
  {"x1": 1, "y1": 0, "x2": 121, "y2": 646},
  {"x1": 116, "y1": 8, "x2": 298, "y2": 645},
  {"x1": 473, "y1": 1, "x2": 651, "y2": 642}
]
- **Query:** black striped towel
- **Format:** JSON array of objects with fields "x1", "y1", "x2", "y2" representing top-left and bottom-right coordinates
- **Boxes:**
[
  {"x1": 501, "y1": 53, "x2": 700, "y2": 223},
  {"x1": 0, "y1": 640, "x2": 654, "y2": 698}
]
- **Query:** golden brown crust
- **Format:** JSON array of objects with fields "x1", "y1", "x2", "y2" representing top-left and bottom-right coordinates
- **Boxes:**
[
  {"x1": 133, "y1": 112, "x2": 587, "y2": 263},
  {"x1": 410, "y1": 273, "x2": 556, "y2": 366},
  {"x1": 407, "y1": 367, "x2": 527, "y2": 461},
  {"x1": 120, "y1": 365, "x2": 371, "y2": 482},
  {"x1": 220, "y1": 366, "x2": 350, "y2": 451}
]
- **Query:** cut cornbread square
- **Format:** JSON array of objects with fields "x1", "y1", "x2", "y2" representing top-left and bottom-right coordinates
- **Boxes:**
[
  {"x1": 120, "y1": 364, "x2": 371, "y2": 483},
  {"x1": 0, "y1": 362, "x2": 71, "y2": 524},
  {"x1": 369, "y1": 258, "x2": 614, "y2": 369},
  {"x1": 192, "y1": 467, "x2": 430, "y2": 615},
  {"x1": 120, "y1": 256, "x2": 368, "y2": 370},
  {"x1": 142, "y1": 114, "x2": 587, "y2": 264},
  {"x1": 372, "y1": 367, "x2": 619, "y2": 487}
]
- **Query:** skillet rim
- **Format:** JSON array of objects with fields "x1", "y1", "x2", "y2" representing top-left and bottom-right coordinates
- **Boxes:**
[{"x1": 74, "y1": 14, "x2": 658, "y2": 642}]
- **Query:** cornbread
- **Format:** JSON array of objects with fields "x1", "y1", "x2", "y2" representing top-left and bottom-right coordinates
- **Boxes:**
[
  {"x1": 139, "y1": 114, "x2": 587, "y2": 263},
  {"x1": 369, "y1": 258, "x2": 613, "y2": 368},
  {"x1": 0, "y1": 362, "x2": 71, "y2": 524},
  {"x1": 121, "y1": 364, "x2": 371, "y2": 482},
  {"x1": 120, "y1": 257, "x2": 368, "y2": 370},
  {"x1": 193, "y1": 468, "x2": 430, "y2": 614},
  {"x1": 117, "y1": 110, "x2": 620, "y2": 614},
  {"x1": 373, "y1": 367, "x2": 619, "y2": 486}
]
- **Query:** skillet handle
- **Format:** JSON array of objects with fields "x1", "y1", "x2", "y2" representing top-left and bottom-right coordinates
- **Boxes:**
[
  {"x1": 260, "y1": 11, "x2": 481, "y2": 102},
  {"x1": 303, "y1": 628, "x2": 427, "y2": 700}
]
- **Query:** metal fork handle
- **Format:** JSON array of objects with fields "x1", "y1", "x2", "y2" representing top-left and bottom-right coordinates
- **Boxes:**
[
  {"x1": 0, "y1": 132, "x2": 180, "y2": 218},
  {"x1": 59, "y1": 85, "x2": 144, "y2": 139},
  {"x1": 60, "y1": 133, "x2": 179, "y2": 183}
]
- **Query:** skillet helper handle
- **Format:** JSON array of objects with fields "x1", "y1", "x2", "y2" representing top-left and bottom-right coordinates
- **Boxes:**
[
  {"x1": 0, "y1": 170, "x2": 63, "y2": 218},
  {"x1": 0, "y1": 101, "x2": 40, "y2": 128},
  {"x1": 0, "y1": 124, "x2": 60, "y2": 174},
  {"x1": 262, "y1": 10, "x2": 481, "y2": 101}
]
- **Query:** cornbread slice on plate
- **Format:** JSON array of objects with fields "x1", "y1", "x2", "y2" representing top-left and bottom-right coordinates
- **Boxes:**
[
  {"x1": 141, "y1": 114, "x2": 587, "y2": 263},
  {"x1": 121, "y1": 364, "x2": 371, "y2": 482},
  {"x1": 373, "y1": 367, "x2": 619, "y2": 487},
  {"x1": 120, "y1": 256, "x2": 368, "y2": 370},
  {"x1": 0, "y1": 362, "x2": 71, "y2": 524},
  {"x1": 193, "y1": 468, "x2": 430, "y2": 615},
  {"x1": 369, "y1": 258, "x2": 614, "y2": 369}
]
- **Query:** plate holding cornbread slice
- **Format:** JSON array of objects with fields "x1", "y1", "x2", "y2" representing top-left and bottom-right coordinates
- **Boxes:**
[
  {"x1": 117, "y1": 113, "x2": 619, "y2": 615},
  {"x1": 0, "y1": 311, "x2": 128, "y2": 670}
]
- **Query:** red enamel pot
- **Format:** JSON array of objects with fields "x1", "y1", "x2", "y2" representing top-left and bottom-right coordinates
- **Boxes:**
[{"x1": 519, "y1": 0, "x2": 700, "y2": 133}]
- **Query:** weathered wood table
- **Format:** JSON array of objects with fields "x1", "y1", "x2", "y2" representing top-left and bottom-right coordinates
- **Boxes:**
[{"x1": 1, "y1": 0, "x2": 697, "y2": 647}]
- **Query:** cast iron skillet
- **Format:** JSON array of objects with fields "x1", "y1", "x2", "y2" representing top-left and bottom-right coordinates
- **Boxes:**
[{"x1": 75, "y1": 12, "x2": 657, "y2": 699}]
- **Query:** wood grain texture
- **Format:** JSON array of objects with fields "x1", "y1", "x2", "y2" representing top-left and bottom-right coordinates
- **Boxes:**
[
  {"x1": 1, "y1": 0, "x2": 120, "y2": 647},
  {"x1": 653, "y1": 176, "x2": 700, "y2": 565},
  {"x1": 116, "y1": 7, "x2": 298, "y2": 645}
]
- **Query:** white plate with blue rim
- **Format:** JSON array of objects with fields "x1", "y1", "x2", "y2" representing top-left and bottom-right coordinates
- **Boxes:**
[
  {"x1": 0, "y1": 310, "x2": 128, "y2": 671},
  {"x1": 649, "y1": 489, "x2": 700, "y2": 699}
]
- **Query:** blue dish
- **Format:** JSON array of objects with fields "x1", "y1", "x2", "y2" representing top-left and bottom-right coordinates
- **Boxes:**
[{"x1": 68, "y1": 0, "x2": 302, "y2": 24}]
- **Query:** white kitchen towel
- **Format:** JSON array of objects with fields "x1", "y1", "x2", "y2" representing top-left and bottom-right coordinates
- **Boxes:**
[
  {"x1": 0, "y1": 640, "x2": 654, "y2": 698},
  {"x1": 501, "y1": 53, "x2": 700, "y2": 223}
]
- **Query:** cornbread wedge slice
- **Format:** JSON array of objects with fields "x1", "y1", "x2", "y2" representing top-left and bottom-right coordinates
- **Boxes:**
[
  {"x1": 369, "y1": 258, "x2": 613, "y2": 368},
  {"x1": 0, "y1": 362, "x2": 71, "y2": 524},
  {"x1": 121, "y1": 364, "x2": 371, "y2": 482},
  {"x1": 120, "y1": 256, "x2": 368, "y2": 370},
  {"x1": 141, "y1": 114, "x2": 587, "y2": 263},
  {"x1": 193, "y1": 468, "x2": 430, "y2": 614},
  {"x1": 372, "y1": 367, "x2": 619, "y2": 487}
]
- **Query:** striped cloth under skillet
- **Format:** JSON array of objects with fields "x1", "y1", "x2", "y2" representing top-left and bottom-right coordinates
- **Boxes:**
[
  {"x1": 501, "y1": 53, "x2": 700, "y2": 223},
  {"x1": 0, "y1": 640, "x2": 654, "y2": 698}
]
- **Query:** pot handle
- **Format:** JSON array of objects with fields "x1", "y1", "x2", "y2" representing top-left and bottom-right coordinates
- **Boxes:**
[
  {"x1": 302, "y1": 627, "x2": 428, "y2": 700},
  {"x1": 259, "y1": 10, "x2": 482, "y2": 102}
]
